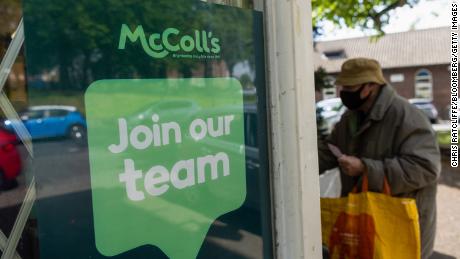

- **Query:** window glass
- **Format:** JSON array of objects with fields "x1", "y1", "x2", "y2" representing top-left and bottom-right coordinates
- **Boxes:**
[
  {"x1": 415, "y1": 69, "x2": 433, "y2": 99},
  {"x1": 21, "y1": 110, "x2": 44, "y2": 120},
  {"x1": 48, "y1": 109, "x2": 69, "y2": 117},
  {"x1": 0, "y1": 0, "x2": 272, "y2": 259},
  {"x1": 245, "y1": 113, "x2": 258, "y2": 148},
  {"x1": 322, "y1": 87, "x2": 337, "y2": 100}
]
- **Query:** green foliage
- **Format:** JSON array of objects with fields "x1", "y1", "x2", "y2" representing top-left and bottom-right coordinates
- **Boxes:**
[
  {"x1": 437, "y1": 131, "x2": 451, "y2": 149},
  {"x1": 0, "y1": 0, "x2": 21, "y2": 58},
  {"x1": 0, "y1": 0, "x2": 21, "y2": 35},
  {"x1": 314, "y1": 67, "x2": 334, "y2": 91},
  {"x1": 21, "y1": 0, "x2": 255, "y2": 91},
  {"x1": 3, "y1": 0, "x2": 422, "y2": 93},
  {"x1": 312, "y1": 0, "x2": 420, "y2": 35}
]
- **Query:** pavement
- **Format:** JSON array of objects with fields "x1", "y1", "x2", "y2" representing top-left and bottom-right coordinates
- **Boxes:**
[{"x1": 430, "y1": 156, "x2": 460, "y2": 259}]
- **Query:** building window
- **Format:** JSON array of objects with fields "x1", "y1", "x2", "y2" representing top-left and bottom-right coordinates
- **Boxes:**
[
  {"x1": 322, "y1": 76, "x2": 336, "y2": 99},
  {"x1": 390, "y1": 73, "x2": 404, "y2": 83},
  {"x1": 322, "y1": 87, "x2": 337, "y2": 99},
  {"x1": 414, "y1": 69, "x2": 433, "y2": 100},
  {"x1": 323, "y1": 50, "x2": 346, "y2": 60}
]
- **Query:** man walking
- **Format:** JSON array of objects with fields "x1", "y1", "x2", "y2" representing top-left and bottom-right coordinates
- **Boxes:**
[{"x1": 318, "y1": 58, "x2": 441, "y2": 259}]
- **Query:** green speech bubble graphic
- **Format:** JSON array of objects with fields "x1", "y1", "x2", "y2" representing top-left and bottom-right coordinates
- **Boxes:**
[{"x1": 85, "y1": 78, "x2": 246, "y2": 258}]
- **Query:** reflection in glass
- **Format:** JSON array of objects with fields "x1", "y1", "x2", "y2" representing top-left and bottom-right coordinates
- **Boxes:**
[
  {"x1": 13, "y1": 0, "x2": 273, "y2": 258},
  {"x1": 0, "y1": 126, "x2": 21, "y2": 189},
  {"x1": 0, "y1": 124, "x2": 37, "y2": 258},
  {"x1": 4, "y1": 106, "x2": 86, "y2": 142},
  {"x1": 201, "y1": 0, "x2": 254, "y2": 8}
]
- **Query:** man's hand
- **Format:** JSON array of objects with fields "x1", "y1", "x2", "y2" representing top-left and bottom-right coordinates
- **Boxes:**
[{"x1": 338, "y1": 155, "x2": 366, "y2": 176}]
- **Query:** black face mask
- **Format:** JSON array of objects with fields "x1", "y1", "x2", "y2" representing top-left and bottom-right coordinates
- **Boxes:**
[{"x1": 340, "y1": 84, "x2": 370, "y2": 110}]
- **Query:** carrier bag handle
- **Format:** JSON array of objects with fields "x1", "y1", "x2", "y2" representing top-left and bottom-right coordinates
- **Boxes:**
[{"x1": 352, "y1": 172, "x2": 391, "y2": 195}]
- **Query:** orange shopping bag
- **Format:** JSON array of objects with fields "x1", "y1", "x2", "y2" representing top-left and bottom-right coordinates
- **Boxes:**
[{"x1": 321, "y1": 174, "x2": 421, "y2": 259}]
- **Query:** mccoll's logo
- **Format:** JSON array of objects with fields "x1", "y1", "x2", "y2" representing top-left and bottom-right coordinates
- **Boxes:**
[{"x1": 118, "y1": 24, "x2": 221, "y2": 59}]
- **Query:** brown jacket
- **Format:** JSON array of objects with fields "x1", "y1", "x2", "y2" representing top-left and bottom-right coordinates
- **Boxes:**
[{"x1": 318, "y1": 85, "x2": 441, "y2": 259}]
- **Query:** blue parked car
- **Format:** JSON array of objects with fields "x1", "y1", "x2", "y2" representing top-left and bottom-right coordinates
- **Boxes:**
[{"x1": 4, "y1": 105, "x2": 87, "y2": 141}]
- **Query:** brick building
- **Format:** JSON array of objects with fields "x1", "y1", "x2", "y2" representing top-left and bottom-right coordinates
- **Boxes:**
[{"x1": 314, "y1": 27, "x2": 451, "y2": 118}]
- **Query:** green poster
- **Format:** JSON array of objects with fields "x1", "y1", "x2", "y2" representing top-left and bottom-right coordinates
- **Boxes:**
[{"x1": 85, "y1": 78, "x2": 246, "y2": 258}]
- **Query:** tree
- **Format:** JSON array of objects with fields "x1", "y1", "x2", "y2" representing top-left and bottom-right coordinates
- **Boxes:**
[
  {"x1": 18, "y1": 0, "x2": 258, "y2": 92},
  {"x1": 0, "y1": 0, "x2": 21, "y2": 57},
  {"x1": 312, "y1": 0, "x2": 420, "y2": 36},
  {"x1": 311, "y1": 0, "x2": 421, "y2": 92},
  {"x1": 0, "y1": 0, "x2": 21, "y2": 35},
  {"x1": 314, "y1": 67, "x2": 334, "y2": 92}
]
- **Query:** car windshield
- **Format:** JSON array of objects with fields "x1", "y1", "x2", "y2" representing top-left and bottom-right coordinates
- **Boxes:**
[
  {"x1": 49, "y1": 109, "x2": 69, "y2": 117},
  {"x1": 20, "y1": 110, "x2": 44, "y2": 120},
  {"x1": 316, "y1": 99, "x2": 343, "y2": 112},
  {"x1": 413, "y1": 103, "x2": 432, "y2": 109}
]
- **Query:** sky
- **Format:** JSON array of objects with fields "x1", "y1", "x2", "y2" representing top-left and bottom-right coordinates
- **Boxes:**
[{"x1": 316, "y1": 0, "x2": 450, "y2": 41}]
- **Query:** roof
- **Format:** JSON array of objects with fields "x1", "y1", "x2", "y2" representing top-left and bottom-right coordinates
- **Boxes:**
[{"x1": 314, "y1": 27, "x2": 450, "y2": 73}]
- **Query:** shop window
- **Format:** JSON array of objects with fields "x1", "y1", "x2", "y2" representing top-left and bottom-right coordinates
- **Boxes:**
[
  {"x1": 2, "y1": 1, "x2": 273, "y2": 259},
  {"x1": 414, "y1": 69, "x2": 433, "y2": 100}
]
